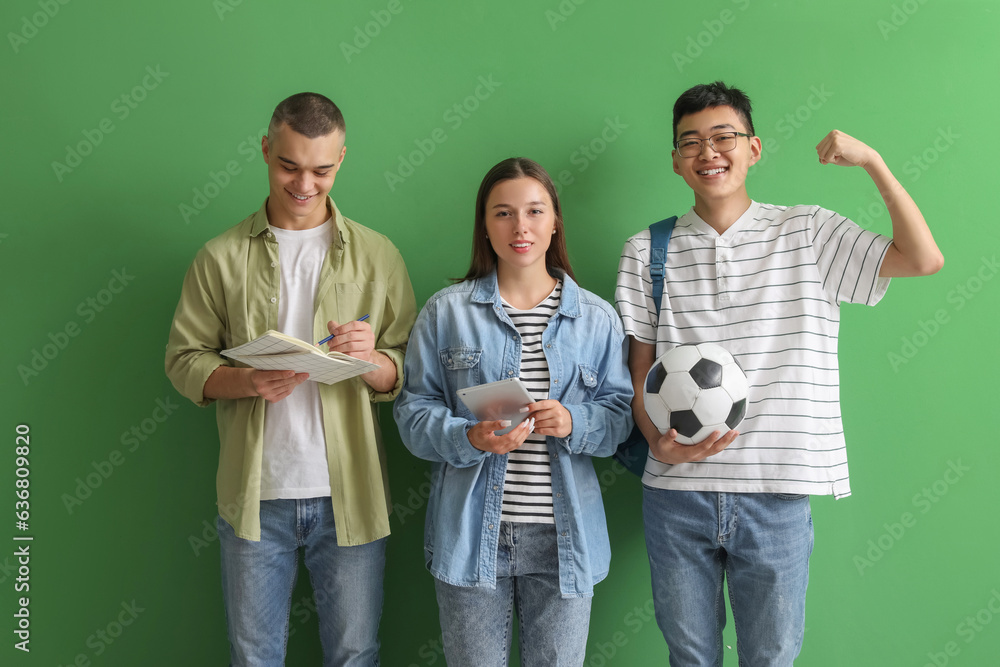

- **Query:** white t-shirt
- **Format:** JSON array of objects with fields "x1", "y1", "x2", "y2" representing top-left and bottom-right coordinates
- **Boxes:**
[
  {"x1": 260, "y1": 219, "x2": 335, "y2": 500},
  {"x1": 615, "y1": 202, "x2": 891, "y2": 498}
]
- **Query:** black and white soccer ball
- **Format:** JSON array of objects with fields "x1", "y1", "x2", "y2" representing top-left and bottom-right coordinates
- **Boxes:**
[{"x1": 643, "y1": 343, "x2": 749, "y2": 445}]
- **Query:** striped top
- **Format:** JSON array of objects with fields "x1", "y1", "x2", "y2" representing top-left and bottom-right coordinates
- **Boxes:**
[
  {"x1": 499, "y1": 281, "x2": 562, "y2": 523},
  {"x1": 615, "y1": 202, "x2": 892, "y2": 498}
]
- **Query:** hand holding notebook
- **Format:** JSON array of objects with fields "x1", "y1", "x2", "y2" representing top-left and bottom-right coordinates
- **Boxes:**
[{"x1": 221, "y1": 330, "x2": 380, "y2": 385}]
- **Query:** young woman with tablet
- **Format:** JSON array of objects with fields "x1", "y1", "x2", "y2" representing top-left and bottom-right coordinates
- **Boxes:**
[{"x1": 393, "y1": 157, "x2": 633, "y2": 666}]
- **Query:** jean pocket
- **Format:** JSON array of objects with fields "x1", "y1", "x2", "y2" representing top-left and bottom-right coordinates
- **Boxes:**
[{"x1": 773, "y1": 493, "x2": 808, "y2": 501}]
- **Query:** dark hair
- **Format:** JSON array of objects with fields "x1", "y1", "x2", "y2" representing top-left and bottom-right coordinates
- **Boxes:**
[
  {"x1": 459, "y1": 157, "x2": 575, "y2": 283},
  {"x1": 672, "y1": 81, "x2": 754, "y2": 143},
  {"x1": 269, "y1": 92, "x2": 346, "y2": 139}
]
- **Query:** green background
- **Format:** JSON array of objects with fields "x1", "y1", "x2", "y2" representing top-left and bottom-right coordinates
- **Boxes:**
[{"x1": 3, "y1": 0, "x2": 998, "y2": 664}]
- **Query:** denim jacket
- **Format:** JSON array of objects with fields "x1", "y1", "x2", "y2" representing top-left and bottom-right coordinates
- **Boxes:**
[{"x1": 393, "y1": 270, "x2": 633, "y2": 597}]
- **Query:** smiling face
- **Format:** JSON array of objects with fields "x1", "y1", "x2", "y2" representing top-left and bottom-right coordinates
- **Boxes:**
[
  {"x1": 484, "y1": 177, "x2": 556, "y2": 278},
  {"x1": 672, "y1": 105, "x2": 761, "y2": 215},
  {"x1": 262, "y1": 123, "x2": 346, "y2": 230}
]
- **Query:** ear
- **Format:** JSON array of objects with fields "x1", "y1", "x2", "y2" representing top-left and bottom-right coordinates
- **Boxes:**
[
  {"x1": 748, "y1": 135, "x2": 762, "y2": 167},
  {"x1": 672, "y1": 149, "x2": 681, "y2": 175},
  {"x1": 261, "y1": 135, "x2": 271, "y2": 164},
  {"x1": 335, "y1": 144, "x2": 347, "y2": 171}
]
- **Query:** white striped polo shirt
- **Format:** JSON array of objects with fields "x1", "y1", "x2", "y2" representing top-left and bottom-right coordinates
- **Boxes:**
[{"x1": 615, "y1": 201, "x2": 892, "y2": 498}]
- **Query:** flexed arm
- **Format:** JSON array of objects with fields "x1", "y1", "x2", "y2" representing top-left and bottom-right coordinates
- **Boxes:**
[{"x1": 816, "y1": 130, "x2": 943, "y2": 277}]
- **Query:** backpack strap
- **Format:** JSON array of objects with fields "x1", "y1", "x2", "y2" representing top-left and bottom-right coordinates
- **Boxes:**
[
  {"x1": 648, "y1": 216, "x2": 677, "y2": 317},
  {"x1": 613, "y1": 215, "x2": 679, "y2": 478}
]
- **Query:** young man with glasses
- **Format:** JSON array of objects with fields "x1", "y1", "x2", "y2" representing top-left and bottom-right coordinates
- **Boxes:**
[{"x1": 616, "y1": 81, "x2": 942, "y2": 665}]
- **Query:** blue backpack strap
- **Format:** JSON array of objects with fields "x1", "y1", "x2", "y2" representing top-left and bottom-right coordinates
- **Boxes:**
[
  {"x1": 614, "y1": 215, "x2": 678, "y2": 477},
  {"x1": 648, "y1": 216, "x2": 677, "y2": 314}
]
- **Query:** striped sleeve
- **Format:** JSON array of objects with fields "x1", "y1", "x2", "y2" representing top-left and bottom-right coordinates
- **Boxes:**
[
  {"x1": 616, "y1": 232, "x2": 658, "y2": 343},
  {"x1": 810, "y1": 206, "x2": 892, "y2": 306}
]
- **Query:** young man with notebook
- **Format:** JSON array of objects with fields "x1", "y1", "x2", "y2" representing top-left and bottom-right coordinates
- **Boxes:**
[
  {"x1": 166, "y1": 92, "x2": 415, "y2": 665},
  {"x1": 615, "y1": 81, "x2": 942, "y2": 664}
]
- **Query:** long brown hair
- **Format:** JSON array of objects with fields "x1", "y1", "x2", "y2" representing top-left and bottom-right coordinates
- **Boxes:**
[{"x1": 458, "y1": 157, "x2": 576, "y2": 283}]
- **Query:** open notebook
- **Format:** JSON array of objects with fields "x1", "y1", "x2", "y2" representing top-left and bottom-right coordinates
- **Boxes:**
[{"x1": 221, "y1": 330, "x2": 380, "y2": 385}]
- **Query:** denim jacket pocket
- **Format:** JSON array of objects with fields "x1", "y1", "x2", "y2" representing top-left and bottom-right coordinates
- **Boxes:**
[
  {"x1": 439, "y1": 347, "x2": 483, "y2": 415},
  {"x1": 563, "y1": 364, "x2": 599, "y2": 404}
]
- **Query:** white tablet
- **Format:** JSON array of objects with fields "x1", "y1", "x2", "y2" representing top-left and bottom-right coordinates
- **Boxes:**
[{"x1": 457, "y1": 378, "x2": 534, "y2": 436}]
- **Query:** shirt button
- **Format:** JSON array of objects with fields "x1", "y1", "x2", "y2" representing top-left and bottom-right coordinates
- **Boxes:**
[
  {"x1": 489, "y1": 524, "x2": 495, "y2": 530},
  {"x1": 267, "y1": 232, "x2": 273, "y2": 238},
  {"x1": 493, "y1": 485, "x2": 498, "y2": 491},
  {"x1": 556, "y1": 493, "x2": 562, "y2": 498},
  {"x1": 270, "y1": 297, "x2": 277, "y2": 304},
  {"x1": 271, "y1": 261, "x2": 277, "y2": 268},
  {"x1": 553, "y1": 379, "x2": 558, "y2": 384},
  {"x1": 561, "y1": 531, "x2": 568, "y2": 537},
  {"x1": 507, "y1": 370, "x2": 514, "y2": 377}
]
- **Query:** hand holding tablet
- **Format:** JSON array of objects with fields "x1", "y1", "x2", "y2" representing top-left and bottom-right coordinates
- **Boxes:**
[{"x1": 457, "y1": 378, "x2": 534, "y2": 436}]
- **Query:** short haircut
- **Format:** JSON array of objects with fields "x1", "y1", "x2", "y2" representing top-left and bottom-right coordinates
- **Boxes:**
[
  {"x1": 268, "y1": 92, "x2": 346, "y2": 139},
  {"x1": 458, "y1": 157, "x2": 575, "y2": 284},
  {"x1": 672, "y1": 81, "x2": 754, "y2": 143}
]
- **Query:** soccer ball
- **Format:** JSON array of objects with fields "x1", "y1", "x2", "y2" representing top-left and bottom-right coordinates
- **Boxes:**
[{"x1": 643, "y1": 343, "x2": 749, "y2": 445}]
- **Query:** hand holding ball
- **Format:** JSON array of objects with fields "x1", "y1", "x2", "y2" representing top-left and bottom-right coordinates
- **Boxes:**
[{"x1": 643, "y1": 344, "x2": 749, "y2": 445}]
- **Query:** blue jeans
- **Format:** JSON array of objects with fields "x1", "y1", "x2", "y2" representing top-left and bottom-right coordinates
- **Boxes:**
[
  {"x1": 434, "y1": 522, "x2": 593, "y2": 667},
  {"x1": 642, "y1": 488, "x2": 813, "y2": 667},
  {"x1": 217, "y1": 498, "x2": 386, "y2": 666}
]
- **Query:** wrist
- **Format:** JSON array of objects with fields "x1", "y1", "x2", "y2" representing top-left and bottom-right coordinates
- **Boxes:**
[
  {"x1": 862, "y1": 150, "x2": 887, "y2": 176},
  {"x1": 243, "y1": 368, "x2": 260, "y2": 398}
]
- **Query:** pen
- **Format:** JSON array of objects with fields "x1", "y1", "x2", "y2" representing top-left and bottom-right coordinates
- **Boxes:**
[{"x1": 316, "y1": 314, "x2": 370, "y2": 346}]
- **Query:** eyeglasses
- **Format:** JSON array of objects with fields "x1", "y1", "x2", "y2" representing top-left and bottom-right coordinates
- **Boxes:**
[{"x1": 674, "y1": 132, "x2": 752, "y2": 158}]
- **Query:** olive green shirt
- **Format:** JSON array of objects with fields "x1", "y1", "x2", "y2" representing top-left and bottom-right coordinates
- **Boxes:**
[{"x1": 165, "y1": 198, "x2": 416, "y2": 544}]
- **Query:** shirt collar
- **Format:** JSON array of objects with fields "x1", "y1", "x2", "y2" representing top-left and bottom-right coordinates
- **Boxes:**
[
  {"x1": 249, "y1": 196, "x2": 346, "y2": 247},
  {"x1": 680, "y1": 200, "x2": 760, "y2": 239},
  {"x1": 471, "y1": 269, "x2": 581, "y2": 318}
]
